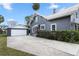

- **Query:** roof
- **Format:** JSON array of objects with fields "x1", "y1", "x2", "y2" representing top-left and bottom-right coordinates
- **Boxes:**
[
  {"x1": 45, "y1": 4, "x2": 79, "y2": 20},
  {"x1": 11, "y1": 24, "x2": 27, "y2": 28},
  {"x1": 32, "y1": 13, "x2": 47, "y2": 19},
  {"x1": 30, "y1": 13, "x2": 47, "y2": 25}
]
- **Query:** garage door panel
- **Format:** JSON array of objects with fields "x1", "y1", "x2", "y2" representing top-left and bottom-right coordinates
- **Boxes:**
[{"x1": 11, "y1": 29, "x2": 26, "y2": 36}]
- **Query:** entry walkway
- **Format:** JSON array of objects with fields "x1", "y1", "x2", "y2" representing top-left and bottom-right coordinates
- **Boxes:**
[{"x1": 7, "y1": 36, "x2": 73, "y2": 56}]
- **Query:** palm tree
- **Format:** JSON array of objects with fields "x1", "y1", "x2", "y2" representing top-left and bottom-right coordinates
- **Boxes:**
[
  {"x1": 32, "y1": 3, "x2": 40, "y2": 12},
  {"x1": 25, "y1": 16, "x2": 30, "y2": 21},
  {"x1": 25, "y1": 16, "x2": 31, "y2": 25},
  {"x1": 0, "y1": 15, "x2": 4, "y2": 24}
]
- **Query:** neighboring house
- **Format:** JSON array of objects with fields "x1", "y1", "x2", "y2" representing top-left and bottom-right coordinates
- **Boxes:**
[{"x1": 27, "y1": 4, "x2": 79, "y2": 35}]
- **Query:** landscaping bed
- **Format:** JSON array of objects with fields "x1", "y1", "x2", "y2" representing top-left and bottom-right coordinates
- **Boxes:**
[
  {"x1": 37, "y1": 30, "x2": 79, "y2": 43},
  {"x1": 0, "y1": 34, "x2": 33, "y2": 56}
]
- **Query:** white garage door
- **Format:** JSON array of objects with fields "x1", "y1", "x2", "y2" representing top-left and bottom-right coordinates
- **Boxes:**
[{"x1": 11, "y1": 29, "x2": 26, "y2": 36}]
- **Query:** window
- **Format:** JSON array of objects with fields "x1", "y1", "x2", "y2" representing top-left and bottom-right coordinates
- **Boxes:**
[
  {"x1": 75, "y1": 24, "x2": 79, "y2": 30},
  {"x1": 50, "y1": 23, "x2": 57, "y2": 31},
  {"x1": 51, "y1": 25, "x2": 55, "y2": 30},
  {"x1": 75, "y1": 12, "x2": 79, "y2": 18},
  {"x1": 40, "y1": 24, "x2": 45, "y2": 30},
  {"x1": 76, "y1": 12, "x2": 77, "y2": 18}
]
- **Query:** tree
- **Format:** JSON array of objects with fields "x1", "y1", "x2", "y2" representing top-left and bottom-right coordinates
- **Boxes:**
[
  {"x1": 25, "y1": 16, "x2": 31, "y2": 24},
  {"x1": 25, "y1": 16, "x2": 31, "y2": 21},
  {"x1": 32, "y1": 3, "x2": 40, "y2": 11},
  {"x1": 25, "y1": 16, "x2": 31, "y2": 27},
  {"x1": 0, "y1": 15, "x2": 4, "y2": 24}
]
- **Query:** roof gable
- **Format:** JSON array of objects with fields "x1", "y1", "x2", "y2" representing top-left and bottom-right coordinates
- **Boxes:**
[{"x1": 30, "y1": 13, "x2": 47, "y2": 25}]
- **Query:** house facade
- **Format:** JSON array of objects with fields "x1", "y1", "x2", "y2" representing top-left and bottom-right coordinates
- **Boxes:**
[{"x1": 27, "y1": 4, "x2": 79, "y2": 35}]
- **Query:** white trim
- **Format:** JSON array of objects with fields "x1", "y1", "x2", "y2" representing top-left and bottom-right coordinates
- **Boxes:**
[
  {"x1": 35, "y1": 16, "x2": 38, "y2": 22},
  {"x1": 50, "y1": 23, "x2": 57, "y2": 31},
  {"x1": 32, "y1": 25, "x2": 38, "y2": 33},
  {"x1": 40, "y1": 24, "x2": 45, "y2": 30}
]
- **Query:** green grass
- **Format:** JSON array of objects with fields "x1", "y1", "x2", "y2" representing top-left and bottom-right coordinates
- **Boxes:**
[{"x1": 0, "y1": 34, "x2": 34, "y2": 56}]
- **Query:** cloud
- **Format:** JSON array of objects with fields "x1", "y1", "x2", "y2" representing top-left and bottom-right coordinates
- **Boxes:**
[
  {"x1": 7, "y1": 19, "x2": 14, "y2": 21},
  {"x1": 0, "y1": 3, "x2": 12, "y2": 10},
  {"x1": 59, "y1": 8, "x2": 66, "y2": 11},
  {"x1": 49, "y1": 3, "x2": 59, "y2": 9}
]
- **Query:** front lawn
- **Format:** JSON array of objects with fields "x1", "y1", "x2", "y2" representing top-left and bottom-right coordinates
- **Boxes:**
[{"x1": 0, "y1": 34, "x2": 34, "y2": 56}]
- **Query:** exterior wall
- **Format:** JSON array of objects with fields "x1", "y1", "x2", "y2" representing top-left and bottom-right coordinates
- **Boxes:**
[
  {"x1": 49, "y1": 16, "x2": 72, "y2": 31},
  {"x1": 70, "y1": 23, "x2": 75, "y2": 30},
  {"x1": 71, "y1": 10, "x2": 79, "y2": 23}
]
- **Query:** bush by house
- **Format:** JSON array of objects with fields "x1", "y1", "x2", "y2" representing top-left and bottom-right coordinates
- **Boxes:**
[{"x1": 37, "y1": 30, "x2": 79, "y2": 43}]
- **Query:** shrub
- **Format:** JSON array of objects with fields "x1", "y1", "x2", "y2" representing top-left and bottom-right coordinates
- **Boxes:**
[{"x1": 37, "y1": 30, "x2": 79, "y2": 43}]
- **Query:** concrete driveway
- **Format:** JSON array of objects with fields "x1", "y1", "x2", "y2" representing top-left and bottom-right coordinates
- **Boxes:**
[{"x1": 7, "y1": 36, "x2": 73, "y2": 56}]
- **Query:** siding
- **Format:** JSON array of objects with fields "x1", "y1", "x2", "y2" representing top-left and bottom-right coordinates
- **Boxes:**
[
  {"x1": 70, "y1": 23, "x2": 75, "y2": 30},
  {"x1": 49, "y1": 16, "x2": 72, "y2": 31}
]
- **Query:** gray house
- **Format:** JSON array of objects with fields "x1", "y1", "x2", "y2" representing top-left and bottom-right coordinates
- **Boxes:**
[{"x1": 27, "y1": 4, "x2": 79, "y2": 35}]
